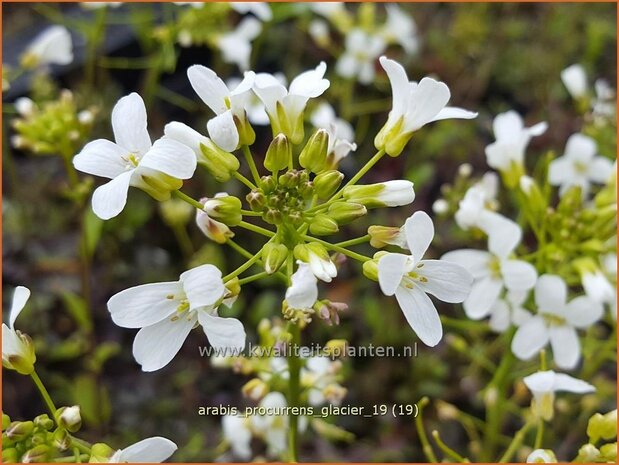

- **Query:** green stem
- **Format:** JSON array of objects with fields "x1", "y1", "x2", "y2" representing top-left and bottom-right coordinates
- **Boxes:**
[
  {"x1": 62, "y1": 153, "x2": 80, "y2": 188},
  {"x1": 173, "y1": 189, "x2": 204, "y2": 210},
  {"x1": 70, "y1": 437, "x2": 92, "y2": 455},
  {"x1": 415, "y1": 397, "x2": 438, "y2": 463},
  {"x1": 223, "y1": 246, "x2": 266, "y2": 282},
  {"x1": 30, "y1": 370, "x2": 57, "y2": 418},
  {"x1": 242, "y1": 145, "x2": 262, "y2": 185},
  {"x1": 226, "y1": 239, "x2": 287, "y2": 282},
  {"x1": 334, "y1": 234, "x2": 371, "y2": 248},
  {"x1": 237, "y1": 271, "x2": 270, "y2": 286},
  {"x1": 534, "y1": 418, "x2": 544, "y2": 449},
  {"x1": 287, "y1": 320, "x2": 301, "y2": 462},
  {"x1": 238, "y1": 220, "x2": 276, "y2": 238},
  {"x1": 498, "y1": 419, "x2": 534, "y2": 463},
  {"x1": 240, "y1": 209, "x2": 262, "y2": 217},
  {"x1": 432, "y1": 430, "x2": 469, "y2": 462},
  {"x1": 301, "y1": 235, "x2": 370, "y2": 263},
  {"x1": 232, "y1": 171, "x2": 258, "y2": 190},
  {"x1": 172, "y1": 223, "x2": 194, "y2": 259}
]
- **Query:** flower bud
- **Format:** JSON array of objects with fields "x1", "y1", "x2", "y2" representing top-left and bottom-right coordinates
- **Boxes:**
[
  {"x1": 3, "y1": 328, "x2": 36, "y2": 375},
  {"x1": 278, "y1": 170, "x2": 300, "y2": 188},
  {"x1": 233, "y1": 113, "x2": 256, "y2": 147},
  {"x1": 261, "y1": 243, "x2": 288, "y2": 275},
  {"x1": 21, "y1": 444, "x2": 50, "y2": 463},
  {"x1": 263, "y1": 208, "x2": 283, "y2": 225},
  {"x1": 587, "y1": 410, "x2": 617, "y2": 443},
  {"x1": 368, "y1": 225, "x2": 406, "y2": 248},
  {"x1": 89, "y1": 443, "x2": 115, "y2": 463},
  {"x1": 299, "y1": 129, "x2": 329, "y2": 174},
  {"x1": 343, "y1": 180, "x2": 415, "y2": 208},
  {"x1": 599, "y1": 443, "x2": 617, "y2": 462},
  {"x1": 196, "y1": 198, "x2": 234, "y2": 244},
  {"x1": 3, "y1": 414, "x2": 11, "y2": 430},
  {"x1": 294, "y1": 242, "x2": 337, "y2": 282},
  {"x1": 242, "y1": 378, "x2": 269, "y2": 401},
  {"x1": 199, "y1": 141, "x2": 240, "y2": 182},
  {"x1": 6, "y1": 421, "x2": 34, "y2": 441},
  {"x1": 56, "y1": 406, "x2": 82, "y2": 433},
  {"x1": 2, "y1": 448, "x2": 18, "y2": 463},
  {"x1": 246, "y1": 189, "x2": 267, "y2": 211},
  {"x1": 264, "y1": 134, "x2": 291, "y2": 173},
  {"x1": 33, "y1": 414, "x2": 53, "y2": 431},
  {"x1": 314, "y1": 170, "x2": 344, "y2": 199},
  {"x1": 327, "y1": 202, "x2": 367, "y2": 225},
  {"x1": 576, "y1": 444, "x2": 600, "y2": 463},
  {"x1": 309, "y1": 214, "x2": 339, "y2": 236},
  {"x1": 52, "y1": 428, "x2": 72, "y2": 451},
  {"x1": 203, "y1": 194, "x2": 242, "y2": 226}
]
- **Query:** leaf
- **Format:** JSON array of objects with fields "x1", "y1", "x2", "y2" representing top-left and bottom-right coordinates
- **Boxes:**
[
  {"x1": 72, "y1": 374, "x2": 111, "y2": 427},
  {"x1": 82, "y1": 207, "x2": 104, "y2": 259},
  {"x1": 60, "y1": 291, "x2": 93, "y2": 333}
]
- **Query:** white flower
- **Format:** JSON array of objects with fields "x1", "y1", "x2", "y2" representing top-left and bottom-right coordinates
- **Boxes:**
[
  {"x1": 253, "y1": 63, "x2": 330, "y2": 143},
  {"x1": 378, "y1": 211, "x2": 473, "y2": 346},
  {"x1": 15, "y1": 97, "x2": 35, "y2": 116},
  {"x1": 511, "y1": 274, "x2": 603, "y2": 369},
  {"x1": 527, "y1": 449, "x2": 557, "y2": 463},
  {"x1": 109, "y1": 437, "x2": 177, "y2": 463},
  {"x1": 2, "y1": 286, "x2": 36, "y2": 375},
  {"x1": 593, "y1": 79, "x2": 616, "y2": 118},
  {"x1": 523, "y1": 370, "x2": 595, "y2": 420},
  {"x1": 286, "y1": 262, "x2": 318, "y2": 309},
  {"x1": 107, "y1": 264, "x2": 245, "y2": 372},
  {"x1": 336, "y1": 29, "x2": 386, "y2": 85},
  {"x1": 310, "y1": 102, "x2": 356, "y2": 167},
  {"x1": 582, "y1": 270, "x2": 615, "y2": 307},
  {"x1": 222, "y1": 415, "x2": 252, "y2": 460},
  {"x1": 308, "y1": 19, "x2": 329, "y2": 46},
  {"x1": 455, "y1": 172, "x2": 502, "y2": 230},
  {"x1": 442, "y1": 221, "x2": 537, "y2": 320},
  {"x1": 73, "y1": 93, "x2": 196, "y2": 220},
  {"x1": 484, "y1": 110, "x2": 547, "y2": 172},
  {"x1": 488, "y1": 290, "x2": 531, "y2": 333},
  {"x1": 309, "y1": 2, "x2": 346, "y2": 18},
  {"x1": 227, "y1": 73, "x2": 286, "y2": 126},
  {"x1": 380, "y1": 5, "x2": 419, "y2": 55},
  {"x1": 302, "y1": 356, "x2": 346, "y2": 406},
  {"x1": 561, "y1": 64, "x2": 588, "y2": 99},
  {"x1": 218, "y1": 17, "x2": 262, "y2": 71},
  {"x1": 25, "y1": 25, "x2": 73, "y2": 66},
  {"x1": 188, "y1": 66, "x2": 256, "y2": 151},
  {"x1": 230, "y1": 2, "x2": 272, "y2": 21},
  {"x1": 250, "y1": 392, "x2": 290, "y2": 457},
  {"x1": 375, "y1": 56, "x2": 477, "y2": 156},
  {"x1": 296, "y1": 244, "x2": 337, "y2": 283},
  {"x1": 548, "y1": 133, "x2": 613, "y2": 198}
]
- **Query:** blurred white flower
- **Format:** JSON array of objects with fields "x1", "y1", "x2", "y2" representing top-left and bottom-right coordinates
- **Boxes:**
[
  {"x1": 2, "y1": 286, "x2": 36, "y2": 375},
  {"x1": 14, "y1": 97, "x2": 35, "y2": 116},
  {"x1": 310, "y1": 102, "x2": 356, "y2": 167},
  {"x1": 523, "y1": 370, "x2": 595, "y2": 420},
  {"x1": 593, "y1": 79, "x2": 616, "y2": 118},
  {"x1": 107, "y1": 264, "x2": 245, "y2": 371},
  {"x1": 222, "y1": 415, "x2": 252, "y2": 460},
  {"x1": 375, "y1": 56, "x2": 477, "y2": 156},
  {"x1": 251, "y1": 392, "x2": 289, "y2": 457},
  {"x1": 484, "y1": 110, "x2": 547, "y2": 172},
  {"x1": 25, "y1": 25, "x2": 73, "y2": 66},
  {"x1": 442, "y1": 222, "x2": 537, "y2": 321},
  {"x1": 561, "y1": 64, "x2": 588, "y2": 99},
  {"x1": 302, "y1": 356, "x2": 346, "y2": 406},
  {"x1": 286, "y1": 262, "x2": 318, "y2": 310},
  {"x1": 488, "y1": 289, "x2": 531, "y2": 333},
  {"x1": 308, "y1": 19, "x2": 330, "y2": 46},
  {"x1": 230, "y1": 2, "x2": 272, "y2": 21},
  {"x1": 548, "y1": 133, "x2": 613, "y2": 198},
  {"x1": 109, "y1": 437, "x2": 177, "y2": 463},
  {"x1": 187, "y1": 66, "x2": 255, "y2": 151},
  {"x1": 511, "y1": 274, "x2": 603, "y2": 369},
  {"x1": 378, "y1": 211, "x2": 473, "y2": 346},
  {"x1": 73, "y1": 93, "x2": 196, "y2": 220},
  {"x1": 336, "y1": 29, "x2": 386, "y2": 84},
  {"x1": 527, "y1": 449, "x2": 557, "y2": 463},
  {"x1": 309, "y1": 2, "x2": 346, "y2": 18},
  {"x1": 218, "y1": 17, "x2": 262, "y2": 71},
  {"x1": 380, "y1": 4, "x2": 419, "y2": 55}
]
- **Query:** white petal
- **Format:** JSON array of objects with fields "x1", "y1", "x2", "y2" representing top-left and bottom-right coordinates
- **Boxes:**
[
  {"x1": 511, "y1": 316, "x2": 549, "y2": 361},
  {"x1": 549, "y1": 325, "x2": 580, "y2": 369},
  {"x1": 222, "y1": 416, "x2": 252, "y2": 460},
  {"x1": 493, "y1": 111, "x2": 524, "y2": 142},
  {"x1": 187, "y1": 65, "x2": 229, "y2": 114},
  {"x1": 564, "y1": 133, "x2": 597, "y2": 162},
  {"x1": 132, "y1": 315, "x2": 195, "y2": 372},
  {"x1": 379, "y1": 56, "x2": 410, "y2": 117},
  {"x1": 404, "y1": 211, "x2": 434, "y2": 264},
  {"x1": 91, "y1": 170, "x2": 133, "y2": 220},
  {"x1": 163, "y1": 121, "x2": 209, "y2": 158},
  {"x1": 478, "y1": 211, "x2": 522, "y2": 258},
  {"x1": 107, "y1": 282, "x2": 182, "y2": 328},
  {"x1": 548, "y1": 157, "x2": 575, "y2": 186},
  {"x1": 552, "y1": 373, "x2": 595, "y2": 393},
  {"x1": 430, "y1": 106, "x2": 478, "y2": 122},
  {"x1": 463, "y1": 277, "x2": 503, "y2": 319},
  {"x1": 489, "y1": 300, "x2": 511, "y2": 332},
  {"x1": 377, "y1": 253, "x2": 409, "y2": 296},
  {"x1": 535, "y1": 274, "x2": 567, "y2": 312},
  {"x1": 218, "y1": 34, "x2": 252, "y2": 71},
  {"x1": 561, "y1": 64, "x2": 588, "y2": 98},
  {"x1": 207, "y1": 110, "x2": 239, "y2": 152},
  {"x1": 117, "y1": 437, "x2": 178, "y2": 463},
  {"x1": 139, "y1": 138, "x2": 197, "y2": 179},
  {"x1": 405, "y1": 77, "x2": 451, "y2": 131},
  {"x1": 501, "y1": 259, "x2": 537, "y2": 291},
  {"x1": 233, "y1": 16, "x2": 262, "y2": 41},
  {"x1": 286, "y1": 263, "x2": 318, "y2": 309},
  {"x1": 440, "y1": 249, "x2": 492, "y2": 279},
  {"x1": 198, "y1": 312, "x2": 246, "y2": 351},
  {"x1": 9, "y1": 286, "x2": 31, "y2": 329},
  {"x1": 523, "y1": 370, "x2": 556, "y2": 393},
  {"x1": 417, "y1": 259, "x2": 473, "y2": 303},
  {"x1": 394, "y1": 286, "x2": 443, "y2": 347},
  {"x1": 27, "y1": 26, "x2": 73, "y2": 65},
  {"x1": 230, "y1": 2, "x2": 272, "y2": 21},
  {"x1": 289, "y1": 62, "x2": 330, "y2": 98},
  {"x1": 179, "y1": 264, "x2": 225, "y2": 311},
  {"x1": 73, "y1": 139, "x2": 128, "y2": 179},
  {"x1": 588, "y1": 156, "x2": 614, "y2": 183},
  {"x1": 378, "y1": 180, "x2": 415, "y2": 206},
  {"x1": 564, "y1": 296, "x2": 603, "y2": 328},
  {"x1": 112, "y1": 93, "x2": 151, "y2": 155},
  {"x1": 253, "y1": 73, "x2": 288, "y2": 115},
  {"x1": 527, "y1": 121, "x2": 548, "y2": 137}
]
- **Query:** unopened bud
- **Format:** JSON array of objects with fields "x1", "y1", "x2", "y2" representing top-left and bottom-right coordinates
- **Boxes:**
[
  {"x1": 263, "y1": 208, "x2": 283, "y2": 225},
  {"x1": 262, "y1": 243, "x2": 289, "y2": 274},
  {"x1": 203, "y1": 194, "x2": 242, "y2": 226},
  {"x1": 56, "y1": 406, "x2": 82, "y2": 433},
  {"x1": 299, "y1": 129, "x2": 329, "y2": 174},
  {"x1": 52, "y1": 428, "x2": 72, "y2": 451},
  {"x1": 260, "y1": 175, "x2": 277, "y2": 193},
  {"x1": 264, "y1": 134, "x2": 291, "y2": 173},
  {"x1": 246, "y1": 189, "x2": 267, "y2": 211},
  {"x1": 89, "y1": 443, "x2": 115, "y2": 463},
  {"x1": 327, "y1": 202, "x2": 367, "y2": 225},
  {"x1": 3, "y1": 414, "x2": 10, "y2": 430},
  {"x1": 343, "y1": 180, "x2": 415, "y2": 208},
  {"x1": 196, "y1": 198, "x2": 234, "y2": 244},
  {"x1": 2, "y1": 449, "x2": 18, "y2": 463},
  {"x1": 576, "y1": 444, "x2": 600, "y2": 463},
  {"x1": 362, "y1": 259, "x2": 379, "y2": 281},
  {"x1": 599, "y1": 443, "x2": 617, "y2": 462},
  {"x1": 199, "y1": 141, "x2": 240, "y2": 182},
  {"x1": 33, "y1": 414, "x2": 53, "y2": 431},
  {"x1": 314, "y1": 170, "x2": 344, "y2": 199},
  {"x1": 6, "y1": 421, "x2": 34, "y2": 441},
  {"x1": 242, "y1": 378, "x2": 269, "y2": 400},
  {"x1": 368, "y1": 225, "x2": 405, "y2": 248},
  {"x1": 234, "y1": 113, "x2": 256, "y2": 147},
  {"x1": 21, "y1": 444, "x2": 50, "y2": 463},
  {"x1": 587, "y1": 410, "x2": 617, "y2": 443},
  {"x1": 310, "y1": 214, "x2": 339, "y2": 236}
]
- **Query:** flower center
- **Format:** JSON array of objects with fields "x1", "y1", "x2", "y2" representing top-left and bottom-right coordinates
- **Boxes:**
[
  {"x1": 574, "y1": 161, "x2": 588, "y2": 174},
  {"x1": 489, "y1": 256, "x2": 502, "y2": 278},
  {"x1": 402, "y1": 263, "x2": 428, "y2": 289},
  {"x1": 123, "y1": 152, "x2": 141, "y2": 169},
  {"x1": 542, "y1": 313, "x2": 566, "y2": 326}
]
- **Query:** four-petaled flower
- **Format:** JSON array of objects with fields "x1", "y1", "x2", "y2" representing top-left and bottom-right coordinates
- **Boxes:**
[
  {"x1": 378, "y1": 211, "x2": 473, "y2": 346},
  {"x1": 336, "y1": 29, "x2": 386, "y2": 85}
]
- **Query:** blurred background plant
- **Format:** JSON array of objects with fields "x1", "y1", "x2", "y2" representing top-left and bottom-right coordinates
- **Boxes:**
[{"x1": 2, "y1": 2, "x2": 616, "y2": 462}]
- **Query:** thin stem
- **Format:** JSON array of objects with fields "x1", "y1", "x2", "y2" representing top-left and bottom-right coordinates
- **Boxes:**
[
  {"x1": 223, "y1": 247, "x2": 265, "y2": 282},
  {"x1": 287, "y1": 318, "x2": 301, "y2": 462},
  {"x1": 173, "y1": 189, "x2": 204, "y2": 210},
  {"x1": 432, "y1": 430, "x2": 469, "y2": 462},
  {"x1": 70, "y1": 437, "x2": 92, "y2": 454},
  {"x1": 238, "y1": 220, "x2": 276, "y2": 238},
  {"x1": 232, "y1": 171, "x2": 258, "y2": 190},
  {"x1": 534, "y1": 418, "x2": 544, "y2": 449},
  {"x1": 30, "y1": 370, "x2": 57, "y2": 418},
  {"x1": 334, "y1": 234, "x2": 371, "y2": 248},
  {"x1": 240, "y1": 209, "x2": 262, "y2": 217},
  {"x1": 498, "y1": 419, "x2": 534, "y2": 463},
  {"x1": 226, "y1": 239, "x2": 287, "y2": 282},
  {"x1": 242, "y1": 145, "x2": 262, "y2": 185},
  {"x1": 415, "y1": 397, "x2": 438, "y2": 463},
  {"x1": 237, "y1": 271, "x2": 270, "y2": 286},
  {"x1": 301, "y1": 235, "x2": 371, "y2": 263},
  {"x1": 172, "y1": 223, "x2": 194, "y2": 259},
  {"x1": 62, "y1": 153, "x2": 80, "y2": 188}
]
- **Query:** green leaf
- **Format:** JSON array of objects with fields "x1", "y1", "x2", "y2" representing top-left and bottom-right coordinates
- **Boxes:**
[{"x1": 60, "y1": 291, "x2": 93, "y2": 333}]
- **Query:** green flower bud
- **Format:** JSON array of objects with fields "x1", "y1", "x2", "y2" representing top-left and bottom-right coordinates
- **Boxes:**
[
  {"x1": 363, "y1": 252, "x2": 388, "y2": 281},
  {"x1": 30, "y1": 432, "x2": 47, "y2": 445},
  {"x1": 234, "y1": 113, "x2": 256, "y2": 147},
  {"x1": 288, "y1": 211, "x2": 304, "y2": 227},
  {"x1": 89, "y1": 443, "x2": 115, "y2": 463},
  {"x1": 309, "y1": 214, "x2": 339, "y2": 236},
  {"x1": 3, "y1": 414, "x2": 10, "y2": 431},
  {"x1": 299, "y1": 129, "x2": 329, "y2": 174},
  {"x1": 198, "y1": 141, "x2": 240, "y2": 182},
  {"x1": 279, "y1": 170, "x2": 301, "y2": 188},
  {"x1": 6, "y1": 421, "x2": 34, "y2": 441},
  {"x1": 260, "y1": 175, "x2": 277, "y2": 193},
  {"x1": 576, "y1": 444, "x2": 601, "y2": 463},
  {"x1": 33, "y1": 414, "x2": 53, "y2": 431},
  {"x1": 314, "y1": 170, "x2": 344, "y2": 199},
  {"x1": 587, "y1": 410, "x2": 617, "y2": 443},
  {"x1": 246, "y1": 190, "x2": 267, "y2": 212},
  {"x1": 599, "y1": 443, "x2": 617, "y2": 462},
  {"x1": 327, "y1": 202, "x2": 367, "y2": 225},
  {"x1": 52, "y1": 428, "x2": 72, "y2": 451},
  {"x1": 368, "y1": 225, "x2": 404, "y2": 248},
  {"x1": 374, "y1": 116, "x2": 411, "y2": 157},
  {"x1": 264, "y1": 208, "x2": 282, "y2": 225},
  {"x1": 262, "y1": 243, "x2": 288, "y2": 274},
  {"x1": 2, "y1": 448, "x2": 18, "y2": 463},
  {"x1": 56, "y1": 406, "x2": 82, "y2": 433},
  {"x1": 138, "y1": 172, "x2": 183, "y2": 202},
  {"x1": 203, "y1": 194, "x2": 242, "y2": 226},
  {"x1": 264, "y1": 134, "x2": 291, "y2": 173}
]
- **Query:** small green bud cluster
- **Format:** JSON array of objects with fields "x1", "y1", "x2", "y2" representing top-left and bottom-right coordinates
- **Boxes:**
[{"x1": 573, "y1": 410, "x2": 618, "y2": 463}]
